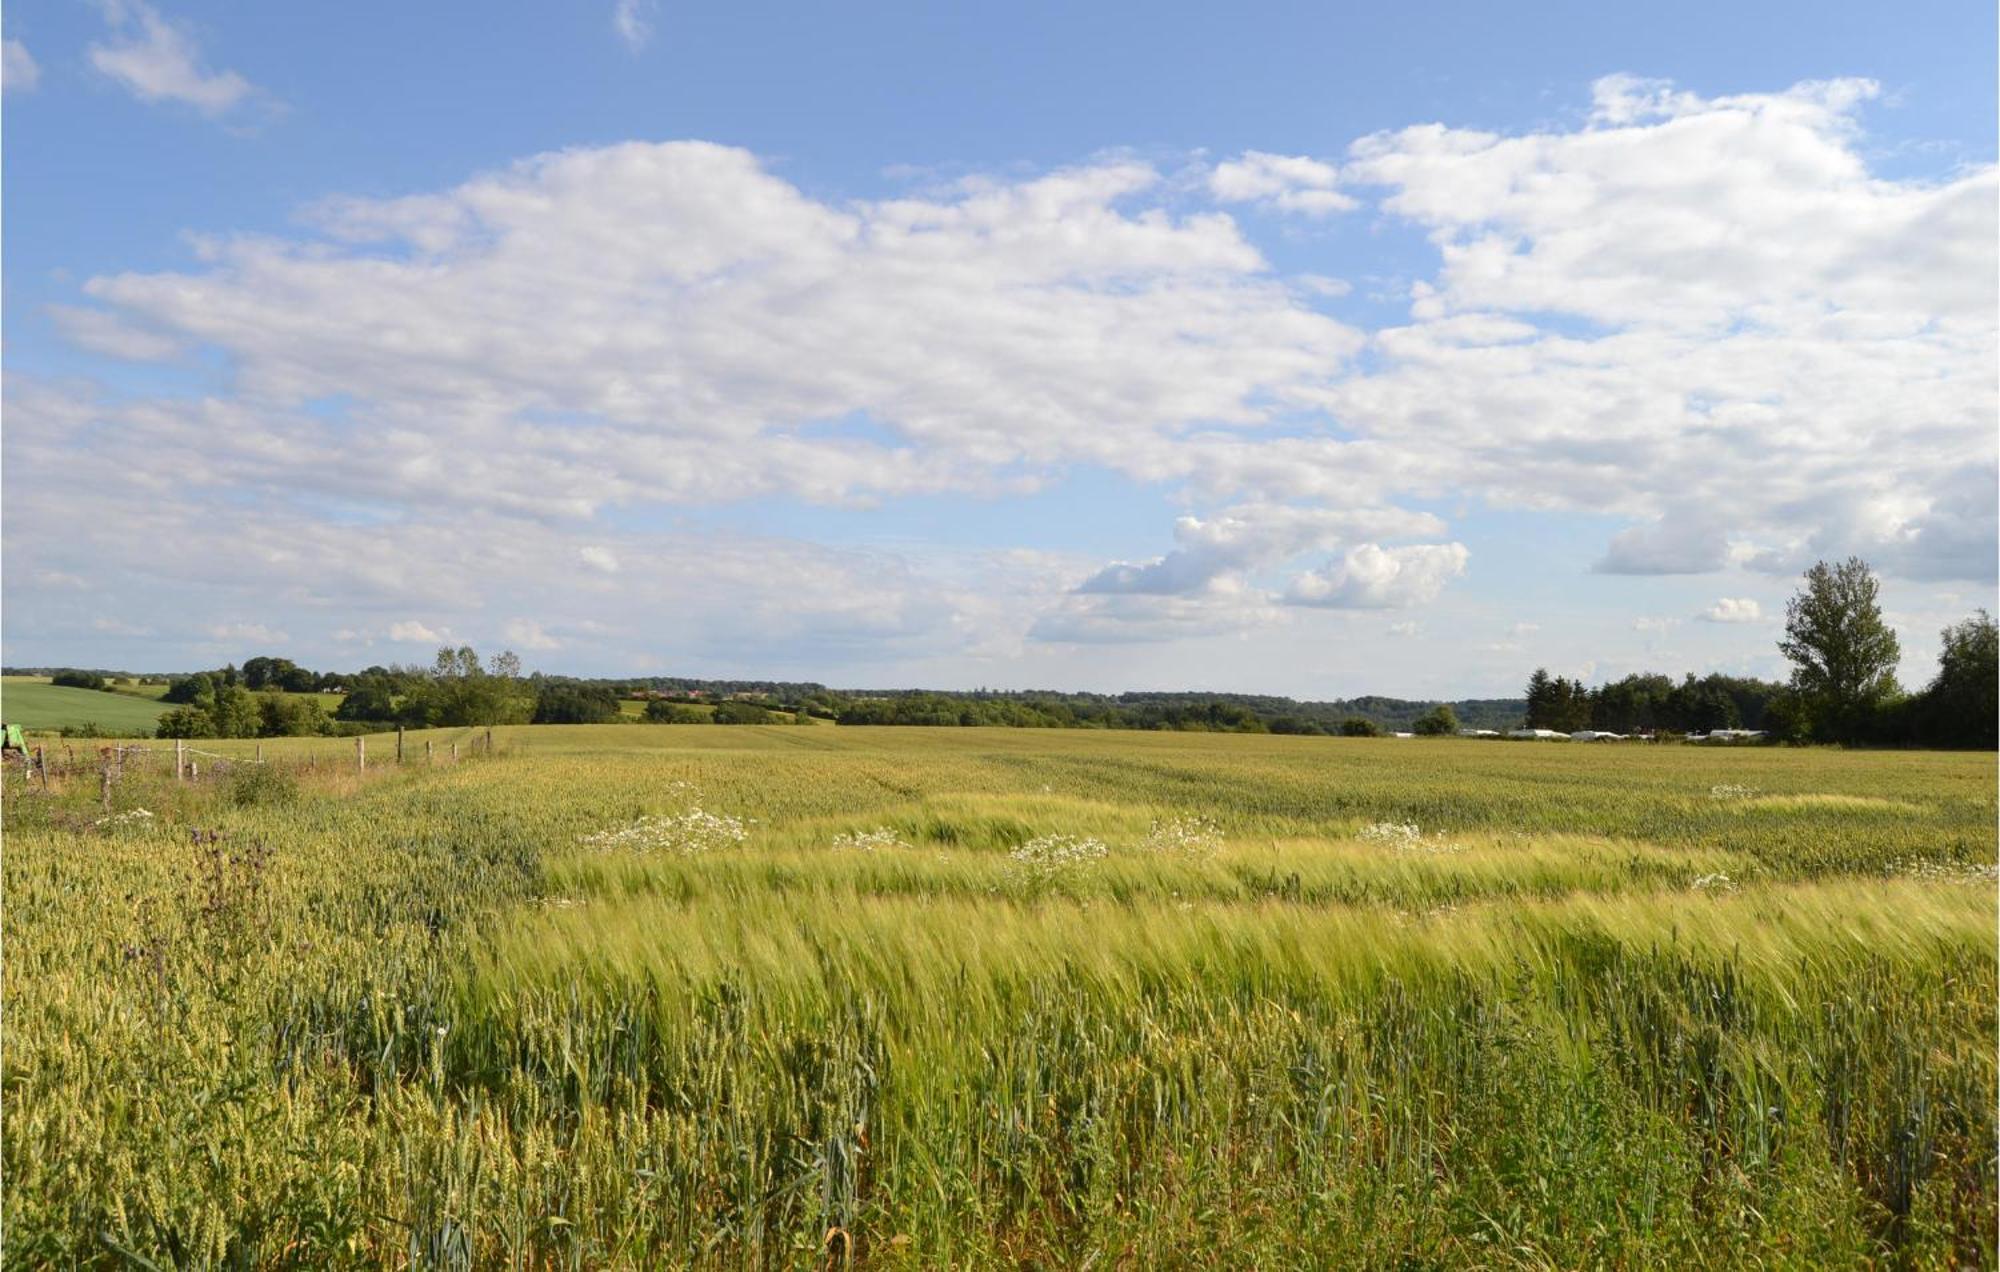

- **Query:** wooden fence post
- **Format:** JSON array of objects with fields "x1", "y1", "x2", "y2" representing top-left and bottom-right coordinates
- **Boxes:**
[
  {"x1": 174, "y1": 739, "x2": 186, "y2": 783},
  {"x1": 425, "y1": 740, "x2": 434, "y2": 764},
  {"x1": 450, "y1": 741, "x2": 459, "y2": 763},
  {"x1": 255, "y1": 743, "x2": 264, "y2": 763},
  {"x1": 485, "y1": 727, "x2": 493, "y2": 754},
  {"x1": 356, "y1": 736, "x2": 366, "y2": 775},
  {"x1": 397, "y1": 726, "x2": 405, "y2": 765},
  {"x1": 34, "y1": 747, "x2": 46, "y2": 790}
]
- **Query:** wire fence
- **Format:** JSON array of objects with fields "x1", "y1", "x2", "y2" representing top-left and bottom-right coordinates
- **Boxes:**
[{"x1": 4, "y1": 726, "x2": 503, "y2": 804}]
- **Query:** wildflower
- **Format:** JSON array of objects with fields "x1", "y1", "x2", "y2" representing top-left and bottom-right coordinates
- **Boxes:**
[
  {"x1": 1691, "y1": 872, "x2": 1737, "y2": 892},
  {"x1": 1357, "y1": 822, "x2": 1464, "y2": 854},
  {"x1": 1006, "y1": 833, "x2": 1108, "y2": 882},
  {"x1": 578, "y1": 808, "x2": 749, "y2": 856},
  {"x1": 1708, "y1": 784, "x2": 1759, "y2": 799},
  {"x1": 829, "y1": 827, "x2": 906, "y2": 852},
  {"x1": 1140, "y1": 816, "x2": 1224, "y2": 862}
]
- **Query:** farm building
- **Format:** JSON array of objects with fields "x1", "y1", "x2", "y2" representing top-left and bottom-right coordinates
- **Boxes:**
[{"x1": 1508, "y1": 728, "x2": 1569, "y2": 741}]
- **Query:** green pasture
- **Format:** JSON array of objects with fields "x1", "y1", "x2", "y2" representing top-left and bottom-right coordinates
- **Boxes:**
[{"x1": 0, "y1": 675, "x2": 173, "y2": 735}]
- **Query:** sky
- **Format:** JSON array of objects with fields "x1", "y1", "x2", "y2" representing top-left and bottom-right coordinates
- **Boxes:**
[{"x1": 3, "y1": 0, "x2": 1994, "y2": 698}]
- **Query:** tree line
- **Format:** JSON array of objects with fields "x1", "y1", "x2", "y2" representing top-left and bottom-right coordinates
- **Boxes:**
[{"x1": 1522, "y1": 559, "x2": 1995, "y2": 747}]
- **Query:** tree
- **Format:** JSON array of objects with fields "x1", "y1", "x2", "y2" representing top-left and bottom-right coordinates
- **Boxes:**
[
  {"x1": 257, "y1": 691, "x2": 331, "y2": 737},
  {"x1": 1412, "y1": 704, "x2": 1459, "y2": 735},
  {"x1": 644, "y1": 699, "x2": 706, "y2": 724},
  {"x1": 1339, "y1": 717, "x2": 1383, "y2": 737},
  {"x1": 712, "y1": 700, "x2": 773, "y2": 725},
  {"x1": 156, "y1": 683, "x2": 259, "y2": 739},
  {"x1": 336, "y1": 677, "x2": 400, "y2": 723},
  {"x1": 532, "y1": 682, "x2": 620, "y2": 724},
  {"x1": 1779, "y1": 557, "x2": 1901, "y2": 741},
  {"x1": 1920, "y1": 610, "x2": 1997, "y2": 748}
]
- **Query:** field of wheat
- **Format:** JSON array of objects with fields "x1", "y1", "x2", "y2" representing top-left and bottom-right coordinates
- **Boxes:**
[{"x1": 5, "y1": 724, "x2": 1994, "y2": 1267}]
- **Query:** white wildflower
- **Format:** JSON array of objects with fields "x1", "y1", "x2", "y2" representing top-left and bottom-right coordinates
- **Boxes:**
[
  {"x1": 829, "y1": 826, "x2": 907, "y2": 852},
  {"x1": 1358, "y1": 821, "x2": 1464, "y2": 853},
  {"x1": 1708, "y1": 784, "x2": 1759, "y2": 800},
  {"x1": 578, "y1": 807, "x2": 749, "y2": 856},
  {"x1": 1885, "y1": 857, "x2": 1999, "y2": 885},
  {"x1": 1007, "y1": 833, "x2": 1109, "y2": 882},
  {"x1": 1691, "y1": 872, "x2": 1737, "y2": 892},
  {"x1": 1140, "y1": 816, "x2": 1225, "y2": 862}
]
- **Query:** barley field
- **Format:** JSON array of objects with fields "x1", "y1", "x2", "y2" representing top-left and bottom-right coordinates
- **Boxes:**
[{"x1": 5, "y1": 726, "x2": 1995, "y2": 1268}]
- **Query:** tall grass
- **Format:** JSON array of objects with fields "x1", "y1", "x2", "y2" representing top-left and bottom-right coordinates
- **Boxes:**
[{"x1": 4, "y1": 727, "x2": 1993, "y2": 1266}]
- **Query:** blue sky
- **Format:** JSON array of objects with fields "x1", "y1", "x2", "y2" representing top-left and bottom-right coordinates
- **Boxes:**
[{"x1": 3, "y1": 0, "x2": 1994, "y2": 696}]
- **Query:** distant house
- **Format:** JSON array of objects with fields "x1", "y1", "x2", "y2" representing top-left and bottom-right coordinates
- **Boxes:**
[
  {"x1": 1458, "y1": 728, "x2": 1501, "y2": 738},
  {"x1": 1691, "y1": 729, "x2": 1767, "y2": 743},
  {"x1": 1570, "y1": 730, "x2": 1626, "y2": 742},
  {"x1": 1508, "y1": 728, "x2": 1569, "y2": 740},
  {"x1": 1391, "y1": 731, "x2": 1415, "y2": 738}
]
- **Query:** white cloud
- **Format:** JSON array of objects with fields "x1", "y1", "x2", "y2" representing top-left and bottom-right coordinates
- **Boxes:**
[
  {"x1": 207, "y1": 622, "x2": 286, "y2": 644},
  {"x1": 75, "y1": 144, "x2": 1358, "y2": 518},
  {"x1": 1336, "y1": 76, "x2": 1994, "y2": 581},
  {"x1": 7, "y1": 76, "x2": 1992, "y2": 681},
  {"x1": 1594, "y1": 515, "x2": 1731, "y2": 575},
  {"x1": 1286, "y1": 543, "x2": 1470, "y2": 609},
  {"x1": 91, "y1": 618, "x2": 155, "y2": 637},
  {"x1": 612, "y1": 0, "x2": 655, "y2": 51},
  {"x1": 1697, "y1": 597, "x2": 1763, "y2": 623},
  {"x1": 1210, "y1": 151, "x2": 1357, "y2": 216},
  {"x1": 388, "y1": 621, "x2": 445, "y2": 644},
  {"x1": 88, "y1": 0, "x2": 264, "y2": 118},
  {"x1": 502, "y1": 618, "x2": 562, "y2": 650},
  {"x1": 4, "y1": 38, "x2": 39, "y2": 93},
  {"x1": 1078, "y1": 504, "x2": 1443, "y2": 597},
  {"x1": 48, "y1": 305, "x2": 186, "y2": 361}
]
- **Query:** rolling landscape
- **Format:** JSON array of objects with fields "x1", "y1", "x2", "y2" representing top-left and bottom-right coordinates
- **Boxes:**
[{"x1": 4, "y1": 0, "x2": 1995, "y2": 1266}]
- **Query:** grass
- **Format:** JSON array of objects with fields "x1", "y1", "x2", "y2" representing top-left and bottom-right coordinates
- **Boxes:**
[
  {"x1": 1, "y1": 676, "x2": 346, "y2": 735},
  {"x1": 4, "y1": 726, "x2": 1993, "y2": 1267},
  {"x1": 0, "y1": 676, "x2": 174, "y2": 735}
]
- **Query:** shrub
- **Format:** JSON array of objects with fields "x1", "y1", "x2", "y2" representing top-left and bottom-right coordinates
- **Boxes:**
[
  {"x1": 230, "y1": 764, "x2": 300, "y2": 809},
  {"x1": 1340, "y1": 717, "x2": 1383, "y2": 737}
]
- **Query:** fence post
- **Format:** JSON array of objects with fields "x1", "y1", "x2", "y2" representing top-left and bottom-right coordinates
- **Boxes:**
[
  {"x1": 425, "y1": 740, "x2": 434, "y2": 764},
  {"x1": 356, "y1": 736, "x2": 366, "y2": 775},
  {"x1": 256, "y1": 743, "x2": 264, "y2": 763},
  {"x1": 101, "y1": 760, "x2": 113, "y2": 811},
  {"x1": 174, "y1": 739, "x2": 186, "y2": 783},
  {"x1": 397, "y1": 726, "x2": 405, "y2": 765},
  {"x1": 485, "y1": 727, "x2": 493, "y2": 754},
  {"x1": 450, "y1": 741, "x2": 458, "y2": 763},
  {"x1": 34, "y1": 747, "x2": 46, "y2": 790}
]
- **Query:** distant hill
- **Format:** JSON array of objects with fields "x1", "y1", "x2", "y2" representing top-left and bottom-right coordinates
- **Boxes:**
[{"x1": 0, "y1": 677, "x2": 172, "y2": 736}]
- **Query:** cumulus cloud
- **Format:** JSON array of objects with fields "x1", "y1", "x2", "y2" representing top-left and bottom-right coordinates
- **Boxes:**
[
  {"x1": 88, "y1": 0, "x2": 267, "y2": 119},
  {"x1": 70, "y1": 144, "x2": 1357, "y2": 519},
  {"x1": 1593, "y1": 514, "x2": 1731, "y2": 575},
  {"x1": 207, "y1": 622, "x2": 286, "y2": 644},
  {"x1": 1209, "y1": 151, "x2": 1357, "y2": 216},
  {"x1": 1698, "y1": 597, "x2": 1763, "y2": 623},
  {"x1": 4, "y1": 38, "x2": 39, "y2": 93},
  {"x1": 503, "y1": 619, "x2": 562, "y2": 650},
  {"x1": 8, "y1": 76, "x2": 1993, "y2": 673},
  {"x1": 1286, "y1": 543, "x2": 1470, "y2": 609},
  {"x1": 1077, "y1": 504, "x2": 1443, "y2": 597},
  {"x1": 389, "y1": 621, "x2": 445, "y2": 644}
]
